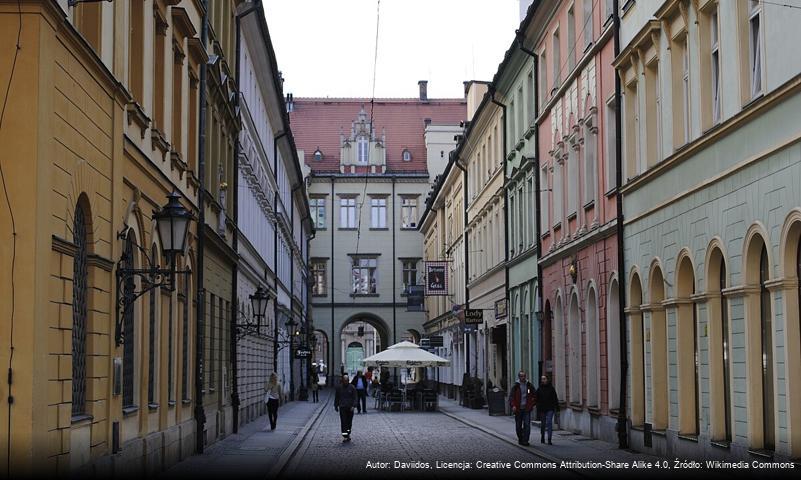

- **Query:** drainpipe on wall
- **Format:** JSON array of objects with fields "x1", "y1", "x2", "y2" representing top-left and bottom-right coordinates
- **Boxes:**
[
  {"x1": 230, "y1": 0, "x2": 261, "y2": 435},
  {"x1": 490, "y1": 89, "x2": 507, "y2": 389},
  {"x1": 194, "y1": 0, "x2": 210, "y2": 454},
  {"x1": 289, "y1": 181, "x2": 304, "y2": 401},
  {"x1": 330, "y1": 177, "x2": 335, "y2": 387},
  {"x1": 613, "y1": 0, "x2": 629, "y2": 450},
  {"x1": 516, "y1": 32, "x2": 545, "y2": 382},
  {"x1": 454, "y1": 160, "x2": 469, "y2": 384},
  {"x1": 273, "y1": 131, "x2": 286, "y2": 379}
]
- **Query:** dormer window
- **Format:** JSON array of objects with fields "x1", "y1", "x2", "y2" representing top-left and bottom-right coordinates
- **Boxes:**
[
  {"x1": 402, "y1": 149, "x2": 412, "y2": 162},
  {"x1": 313, "y1": 148, "x2": 323, "y2": 161},
  {"x1": 357, "y1": 136, "x2": 369, "y2": 163}
]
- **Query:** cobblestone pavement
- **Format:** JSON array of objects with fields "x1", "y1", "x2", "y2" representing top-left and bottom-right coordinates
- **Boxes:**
[{"x1": 283, "y1": 398, "x2": 581, "y2": 479}]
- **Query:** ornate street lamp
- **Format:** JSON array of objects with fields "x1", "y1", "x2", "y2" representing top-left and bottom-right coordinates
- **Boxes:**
[
  {"x1": 115, "y1": 192, "x2": 193, "y2": 346},
  {"x1": 234, "y1": 285, "x2": 273, "y2": 341}
]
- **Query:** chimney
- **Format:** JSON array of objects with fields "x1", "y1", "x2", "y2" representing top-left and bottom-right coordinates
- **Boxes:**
[
  {"x1": 285, "y1": 93, "x2": 294, "y2": 113},
  {"x1": 463, "y1": 81, "x2": 470, "y2": 97},
  {"x1": 418, "y1": 80, "x2": 428, "y2": 101}
]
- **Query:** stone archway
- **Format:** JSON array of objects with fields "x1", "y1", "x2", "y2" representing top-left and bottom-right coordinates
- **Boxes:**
[{"x1": 336, "y1": 313, "x2": 391, "y2": 383}]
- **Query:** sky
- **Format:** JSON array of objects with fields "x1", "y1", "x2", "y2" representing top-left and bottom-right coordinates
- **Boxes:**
[{"x1": 261, "y1": 0, "x2": 524, "y2": 99}]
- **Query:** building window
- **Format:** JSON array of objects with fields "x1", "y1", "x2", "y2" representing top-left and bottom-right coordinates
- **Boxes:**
[
  {"x1": 153, "y1": 14, "x2": 167, "y2": 131},
  {"x1": 402, "y1": 149, "x2": 412, "y2": 162},
  {"x1": 567, "y1": 144, "x2": 578, "y2": 215},
  {"x1": 759, "y1": 246, "x2": 775, "y2": 450},
  {"x1": 310, "y1": 197, "x2": 326, "y2": 229},
  {"x1": 312, "y1": 260, "x2": 327, "y2": 296},
  {"x1": 351, "y1": 256, "x2": 378, "y2": 294},
  {"x1": 553, "y1": 158, "x2": 563, "y2": 226},
  {"x1": 584, "y1": 0, "x2": 594, "y2": 50},
  {"x1": 539, "y1": 52, "x2": 548, "y2": 106},
  {"x1": 74, "y1": 1, "x2": 102, "y2": 52},
  {"x1": 313, "y1": 148, "x2": 323, "y2": 161},
  {"x1": 583, "y1": 117, "x2": 597, "y2": 206},
  {"x1": 181, "y1": 267, "x2": 191, "y2": 401},
  {"x1": 645, "y1": 60, "x2": 661, "y2": 167},
  {"x1": 128, "y1": 0, "x2": 144, "y2": 101},
  {"x1": 148, "y1": 245, "x2": 158, "y2": 406},
  {"x1": 122, "y1": 231, "x2": 136, "y2": 409},
  {"x1": 172, "y1": 48, "x2": 184, "y2": 154},
  {"x1": 357, "y1": 136, "x2": 369, "y2": 163},
  {"x1": 624, "y1": 82, "x2": 640, "y2": 179},
  {"x1": 208, "y1": 294, "x2": 215, "y2": 390},
  {"x1": 340, "y1": 197, "x2": 357, "y2": 228},
  {"x1": 540, "y1": 167, "x2": 550, "y2": 231},
  {"x1": 370, "y1": 197, "x2": 387, "y2": 228},
  {"x1": 553, "y1": 28, "x2": 561, "y2": 87},
  {"x1": 749, "y1": 0, "x2": 762, "y2": 98},
  {"x1": 720, "y1": 257, "x2": 731, "y2": 442},
  {"x1": 605, "y1": 98, "x2": 617, "y2": 191},
  {"x1": 711, "y1": 9, "x2": 721, "y2": 124},
  {"x1": 401, "y1": 197, "x2": 418, "y2": 229},
  {"x1": 682, "y1": 37, "x2": 690, "y2": 143},
  {"x1": 567, "y1": 7, "x2": 576, "y2": 71},
  {"x1": 401, "y1": 259, "x2": 418, "y2": 292},
  {"x1": 71, "y1": 203, "x2": 88, "y2": 417}
]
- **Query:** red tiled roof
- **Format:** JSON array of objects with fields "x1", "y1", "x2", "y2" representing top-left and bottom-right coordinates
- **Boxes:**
[{"x1": 289, "y1": 98, "x2": 466, "y2": 174}]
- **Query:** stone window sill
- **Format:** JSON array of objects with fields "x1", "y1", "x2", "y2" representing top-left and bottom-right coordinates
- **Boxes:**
[
  {"x1": 148, "y1": 403, "x2": 159, "y2": 412},
  {"x1": 678, "y1": 433, "x2": 699, "y2": 443},
  {"x1": 182, "y1": 398, "x2": 192, "y2": 405},
  {"x1": 350, "y1": 293, "x2": 379, "y2": 298},
  {"x1": 71, "y1": 413, "x2": 93, "y2": 426},
  {"x1": 122, "y1": 405, "x2": 139, "y2": 417},
  {"x1": 710, "y1": 440, "x2": 731, "y2": 449}
]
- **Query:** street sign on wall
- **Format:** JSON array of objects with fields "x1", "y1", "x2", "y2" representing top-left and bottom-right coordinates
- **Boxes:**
[
  {"x1": 424, "y1": 261, "x2": 449, "y2": 296},
  {"x1": 295, "y1": 347, "x2": 312, "y2": 359},
  {"x1": 464, "y1": 309, "x2": 483, "y2": 324}
]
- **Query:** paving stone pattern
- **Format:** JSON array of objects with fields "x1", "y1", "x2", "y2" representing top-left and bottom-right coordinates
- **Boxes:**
[{"x1": 284, "y1": 401, "x2": 580, "y2": 479}]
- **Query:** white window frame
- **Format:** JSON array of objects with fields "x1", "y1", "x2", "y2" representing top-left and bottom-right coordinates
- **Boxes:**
[
  {"x1": 357, "y1": 136, "x2": 369, "y2": 164},
  {"x1": 310, "y1": 197, "x2": 326, "y2": 229},
  {"x1": 351, "y1": 256, "x2": 378, "y2": 294},
  {"x1": 339, "y1": 197, "x2": 357, "y2": 229},
  {"x1": 711, "y1": 8, "x2": 721, "y2": 124},
  {"x1": 401, "y1": 197, "x2": 418, "y2": 229},
  {"x1": 370, "y1": 197, "x2": 387, "y2": 228},
  {"x1": 748, "y1": 0, "x2": 762, "y2": 98}
]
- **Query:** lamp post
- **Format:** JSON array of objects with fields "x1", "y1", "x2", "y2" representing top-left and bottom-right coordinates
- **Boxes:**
[
  {"x1": 115, "y1": 192, "x2": 192, "y2": 346},
  {"x1": 285, "y1": 317, "x2": 298, "y2": 401}
]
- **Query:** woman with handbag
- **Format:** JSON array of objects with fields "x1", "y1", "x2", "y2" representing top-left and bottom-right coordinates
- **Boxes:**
[{"x1": 264, "y1": 372, "x2": 283, "y2": 430}]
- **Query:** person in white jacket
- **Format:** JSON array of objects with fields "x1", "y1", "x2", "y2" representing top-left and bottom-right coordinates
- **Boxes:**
[{"x1": 264, "y1": 372, "x2": 284, "y2": 430}]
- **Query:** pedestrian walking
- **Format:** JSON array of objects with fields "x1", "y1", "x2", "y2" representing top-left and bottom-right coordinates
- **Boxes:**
[
  {"x1": 509, "y1": 371, "x2": 537, "y2": 446},
  {"x1": 264, "y1": 372, "x2": 283, "y2": 431},
  {"x1": 335, "y1": 373, "x2": 358, "y2": 441},
  {"x1": 310, "y1": 370, "x2": 320, "y2": 403},
  {"x1": 536, "y1": 374, "x2": 559, "y2": 445},
  {"x1": 365, "y1": 367, "x2": 374, "y2": 396},
  {"x1": 351, "y1": 370, "x2": 368, "y2": 413}
]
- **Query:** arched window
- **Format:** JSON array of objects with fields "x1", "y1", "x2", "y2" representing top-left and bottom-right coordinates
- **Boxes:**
[
  {"x1": 649, "y1": 265, "x2": 668, "y2": 430},
  {"x1": 586, "y1": 286, "x2": 599, "y2": 408},
  {"x1": 313, "y1": 149, "x2": 323, "y2": 161},
  {"x1": 720, "y1": 257, "x2": 731, "y2": 442},
  {"x1": 676, "y1": 255, "x2": 699, "y2": 436},
  {"x1": 568, "y1": 292, "x2": 581, "y2": 404},
  {"x1": 607, "y1": 278, "x2": 621, "y2": 411},
  {"x1": 402, "y1": 149, "x2": 412, "y2": 162},
  {"x1": 553, "y1": 296, "x2": 565, "y2": 399},
  {"x1": 72, "y1": 203, "x2": 88, "y2": 417},
  {"x1": 122, "y1": 231, "x2": 136, "y2": 409},
  {"x1": 760, "y1": 246, "x2": 774, "y2": 450},
  {"x1": 148, "y1": 245, "x2": 159, "y2": 406},
  {"x1": 629, "y1": 272, "x2": 645, "y2": 426}
]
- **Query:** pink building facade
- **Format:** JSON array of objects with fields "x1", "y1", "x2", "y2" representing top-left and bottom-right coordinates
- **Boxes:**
[{"x1": 535, "y1": 0, "x2": 622, "y2": 442}]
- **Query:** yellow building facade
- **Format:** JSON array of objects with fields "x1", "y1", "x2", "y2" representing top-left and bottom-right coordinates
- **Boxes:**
[{"x1": 0, "y1": 0, "x2": 204, "y2": 475}]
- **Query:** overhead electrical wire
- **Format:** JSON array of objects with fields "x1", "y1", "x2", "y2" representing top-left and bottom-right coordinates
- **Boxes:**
[
  {"x1": 352, "y1": 0, "x2": 381, "y2": 299},
  {"x1": 0, "y1": 2, "x2": 21, "y2": 475}
]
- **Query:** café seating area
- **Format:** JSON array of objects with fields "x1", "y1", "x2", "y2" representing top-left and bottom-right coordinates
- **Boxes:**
[{"x1": 373, "y1": 381, "x2": 438, "y2": 412}]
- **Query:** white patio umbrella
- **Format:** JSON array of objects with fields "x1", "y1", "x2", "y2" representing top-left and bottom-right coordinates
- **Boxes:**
[{"x1": 361, "y1": 340, "x2": 450, "y2": 368}]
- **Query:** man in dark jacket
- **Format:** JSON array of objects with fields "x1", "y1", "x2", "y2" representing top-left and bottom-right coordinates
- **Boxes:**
[
  {"x1": 536, "y1": 375, "x2": 559, "y2": 445},
  {"x1": 335, "y1": 374, "x2": 358, "y2": 441},
  {"x1": 509, "y1": 371, "x2": 537, "y2": 446}
]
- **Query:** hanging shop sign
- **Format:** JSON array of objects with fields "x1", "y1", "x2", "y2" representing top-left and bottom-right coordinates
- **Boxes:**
[{"x1": 424, "y1": 261, "x2": 449, "y2": 296}]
